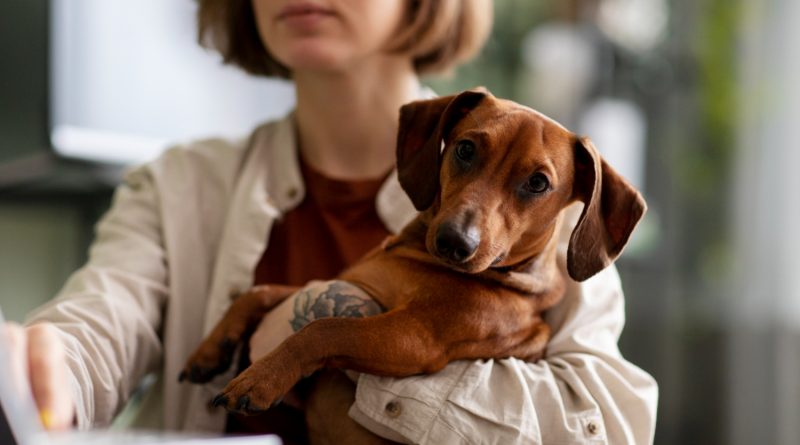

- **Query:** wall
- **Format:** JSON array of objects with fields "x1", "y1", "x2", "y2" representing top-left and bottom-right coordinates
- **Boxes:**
[{"x1": 0, "y1": 199, "x2": 104, "y2": 322}]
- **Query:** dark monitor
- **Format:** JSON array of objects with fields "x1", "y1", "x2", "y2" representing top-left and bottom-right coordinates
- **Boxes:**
[{"x1": 0, "y1": 0, "x2": 50, "y2": 169}]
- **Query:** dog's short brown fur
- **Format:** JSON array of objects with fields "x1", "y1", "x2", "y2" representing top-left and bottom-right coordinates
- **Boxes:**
[{"x1": 180, "y1": 89, "x2": 646, "y2": 442}]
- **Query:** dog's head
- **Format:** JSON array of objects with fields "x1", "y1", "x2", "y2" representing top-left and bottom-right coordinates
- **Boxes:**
[{"x1": 397, "y1": 88, "x2": 646, "y2": 281}]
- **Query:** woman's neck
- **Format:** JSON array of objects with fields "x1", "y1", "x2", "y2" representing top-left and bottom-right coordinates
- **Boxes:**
[{"x1": 293, "y1": 57, "x2": 420, "y2": 179}]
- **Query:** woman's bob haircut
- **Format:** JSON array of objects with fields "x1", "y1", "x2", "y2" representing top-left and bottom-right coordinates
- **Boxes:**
[{"x1": 196, "y1": 0, "x2": 493, "y2": 78}]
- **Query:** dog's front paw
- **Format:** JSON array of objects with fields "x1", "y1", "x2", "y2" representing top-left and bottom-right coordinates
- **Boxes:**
[
  {"x1": 211, "y1": 356, "x2": 302, "y2": 415},
  {"x1": 179, "y1": 337, "x2": 239, "y2": 384}
]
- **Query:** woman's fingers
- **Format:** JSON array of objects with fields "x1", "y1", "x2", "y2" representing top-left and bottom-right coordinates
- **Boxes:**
[
  {"x1": 3, "y1": 323, "x2": 30, "y2": 396},
  {"x1": 26, "y1": 323, "x2": 75, "y2": 430},
  {"x1": 3, "y1": 323, "x2": 76, "y2": 430}
]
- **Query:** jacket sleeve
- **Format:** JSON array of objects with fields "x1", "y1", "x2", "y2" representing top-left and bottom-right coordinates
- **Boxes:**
[
  {"x1": 25, "y1": 165, "x2": 169, "y2": 429},
  {"x1": 350, "y1": 262, "x2": 658, "y2": 445}
]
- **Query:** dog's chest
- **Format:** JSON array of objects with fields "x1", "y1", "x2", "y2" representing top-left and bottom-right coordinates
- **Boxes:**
[{"x1": 340, "y1": 249, "x2": 536, "y2": 315}]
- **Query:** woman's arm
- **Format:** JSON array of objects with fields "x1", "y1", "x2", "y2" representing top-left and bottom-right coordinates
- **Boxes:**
[
  {"x1": 350, "y1": 264, "x2": 658, "y2": 445},
  {"x1": 24, "y1": 165, "x2": 169, "y2": 429}
]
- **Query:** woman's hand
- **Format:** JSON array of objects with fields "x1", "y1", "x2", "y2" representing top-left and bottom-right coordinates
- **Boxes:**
[
  {"x1": 248, "y1": 294, "x2": 298, "y2": 363},
  {"x1": 3, "y1": 322, "x2": 75, "y2": 430}
]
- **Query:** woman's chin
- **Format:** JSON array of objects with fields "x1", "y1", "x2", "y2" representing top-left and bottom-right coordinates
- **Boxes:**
[
  {"x1": 275, "y1": 42, "x2": 403, "y2": 77},
  {"x1": 280, "y1": 56, "x2": 352, "y2": 76},
  {"x1": 270, "y1": 41, "x2": 357, "y2": 73}
]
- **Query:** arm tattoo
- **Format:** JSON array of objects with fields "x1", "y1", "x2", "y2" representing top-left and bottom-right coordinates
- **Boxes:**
[{"x1": 290, "y1": 281, "x2": 383, "y2": 332}]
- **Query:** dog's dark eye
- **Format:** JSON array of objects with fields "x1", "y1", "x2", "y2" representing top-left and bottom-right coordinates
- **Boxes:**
[
  {"x1": 454, "y1": 140, "x2": 475, "y2": 162},
  {"x1": 525, "y1": 173, "x2": 550, "y2": 194}
]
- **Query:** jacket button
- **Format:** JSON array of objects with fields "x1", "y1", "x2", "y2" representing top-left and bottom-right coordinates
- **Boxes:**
[
  {"x1": 287, "y1": 187, "x2": 299, "y2": 199},
  {"x1": 384, "y1": 400, "x2": 402, "y2": 418},
  {"x1": 587, "y1": 421, "x2": 601, "y2": 435}
]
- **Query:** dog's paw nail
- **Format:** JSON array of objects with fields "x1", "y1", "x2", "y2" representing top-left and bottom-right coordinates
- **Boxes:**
[
  {"x1": 270, "y1": 397, "x2": 283, "y2": 408},
  {"x1": 248, "y1": 405, "x2": 268, "y2": 414},
  {"x1": 178, "y1": 371, "x2": 187, "y2": 382},
  {"x1": 189, "y1": 364, "x2": 214, "y2": 382},
  {"x1": 236, "y1": 395, "x2": 250, "y2": 411},
  {"x1": 211, "y1": 394, "x2": 228, "y2": 408}
]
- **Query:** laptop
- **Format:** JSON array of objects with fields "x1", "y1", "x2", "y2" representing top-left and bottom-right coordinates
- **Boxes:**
[{"x1": 0, "y1": 308, "x2": 280, "y2": 445}]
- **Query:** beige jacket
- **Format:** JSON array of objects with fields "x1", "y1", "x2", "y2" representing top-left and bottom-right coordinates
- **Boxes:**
[{"x1": 27, "y1": 113, "x2": 657, "y2": 444}]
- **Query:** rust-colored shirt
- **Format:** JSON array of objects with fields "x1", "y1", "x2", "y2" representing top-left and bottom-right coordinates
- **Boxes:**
[
  {"x1": 226, "y1": 156, "x2": 391, "y2": 442},
  {"x1": 255, "y1": 158, "x2": 392, "y2": 286}
]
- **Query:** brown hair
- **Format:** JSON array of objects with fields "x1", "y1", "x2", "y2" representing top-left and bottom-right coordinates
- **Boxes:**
[{"x1": 196, "y1": 0, "x2": 493, "y2": 78}]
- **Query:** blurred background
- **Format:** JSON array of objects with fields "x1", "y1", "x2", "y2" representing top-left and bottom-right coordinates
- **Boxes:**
[{"x1": 0, "y1": 0, "x2": 798, "y2": 443}]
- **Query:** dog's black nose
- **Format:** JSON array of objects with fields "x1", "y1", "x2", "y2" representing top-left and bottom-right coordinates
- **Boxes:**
[{"x1": 435, "y1": 223, "x2": 480, "y2": 263}]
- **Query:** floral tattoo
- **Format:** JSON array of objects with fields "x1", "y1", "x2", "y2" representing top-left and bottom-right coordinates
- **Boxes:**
[{"x1": 290, "y1": 281, "x2": 383, "y2": 332}]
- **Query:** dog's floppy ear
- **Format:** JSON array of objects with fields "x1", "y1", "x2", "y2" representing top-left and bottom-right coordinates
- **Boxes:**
[
  {"x1": 567, "y1": 136, "x2": 647, "y2": 281},
  {"x1": 396, "y1": 89, "x2": 488, "y2": 210}
]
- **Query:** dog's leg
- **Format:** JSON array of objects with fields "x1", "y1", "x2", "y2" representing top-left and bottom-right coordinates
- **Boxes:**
[
  {"x1": 506, "y1": 322, "x2": 551, "y2": 362},
  {"x1": 213, "y1": 307, "x2": 492, "y2": 413},
  {"x1": 306, "y1": 370, "x2": 400, "y2": 445},
  {"x1": 179, "y1": 284, "x2": 299, "y2": 383}
]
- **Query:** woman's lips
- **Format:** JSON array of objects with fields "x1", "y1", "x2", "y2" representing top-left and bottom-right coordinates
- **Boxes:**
[{"x1": 277, "y1": 3, "x2": 336, "y2": 23}]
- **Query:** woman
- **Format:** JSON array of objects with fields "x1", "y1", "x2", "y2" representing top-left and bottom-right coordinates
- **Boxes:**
[{"x1": 5, "y1": 0, "x2": 658, "y2": 443}]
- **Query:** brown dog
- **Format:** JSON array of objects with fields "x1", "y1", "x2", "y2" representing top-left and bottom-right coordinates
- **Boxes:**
[{"x1": 180, "y1": 88, "x2": 645, "y2": 435}]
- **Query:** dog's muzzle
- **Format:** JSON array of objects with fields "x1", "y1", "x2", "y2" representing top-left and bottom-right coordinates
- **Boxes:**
[{"x1": 434, "y1": 222, "x2": 480, "y2": 264}]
